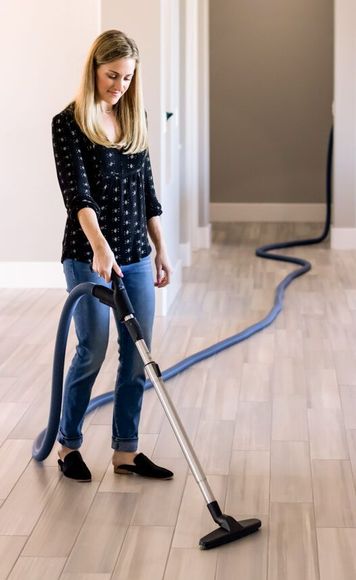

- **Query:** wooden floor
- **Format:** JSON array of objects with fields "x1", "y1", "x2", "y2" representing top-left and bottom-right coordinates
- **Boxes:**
[{"x1": 1, "y1": 222, "x2": 356, "y2": 579}]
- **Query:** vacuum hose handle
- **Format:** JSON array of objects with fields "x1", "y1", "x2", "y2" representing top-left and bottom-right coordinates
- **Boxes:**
[{"x1": 111, "y1": 270, "x2": 135, "y2": 320}]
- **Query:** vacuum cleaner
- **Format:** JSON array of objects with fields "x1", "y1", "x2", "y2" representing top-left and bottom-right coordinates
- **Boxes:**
[
  {"x1": 32, "y1": 271, "x2": 261, "y2": 549},
  {"x1": 33, "y1": 127, "x2": 333, "y2": 549}
]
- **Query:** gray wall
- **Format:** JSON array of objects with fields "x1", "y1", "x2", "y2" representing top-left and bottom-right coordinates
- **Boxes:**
[{"x1": 210, "y1": 0, "x2": 333, "y2": 204}]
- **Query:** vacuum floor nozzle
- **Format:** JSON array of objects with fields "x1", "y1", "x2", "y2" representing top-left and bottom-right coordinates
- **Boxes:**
[{"x1": 199, "y1": 517, "x2": 261, "y2": 550}]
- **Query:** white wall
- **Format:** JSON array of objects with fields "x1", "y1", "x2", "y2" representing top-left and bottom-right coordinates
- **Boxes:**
[
  {"x1": 0, "y1": 0, "x2": 99, "y2": 265},
  {"x1": 101, "y1": 0, "x2": 182, "y2": 313},
  {"x1": 331, "y1": 0, "x2": 356, "y2": 248},
  {"x1": 101, "y1": 1, "x2": 163, "y2": 201},
  {"x1": 0, "y1": 0, "x2": 187, "y2": 305}
]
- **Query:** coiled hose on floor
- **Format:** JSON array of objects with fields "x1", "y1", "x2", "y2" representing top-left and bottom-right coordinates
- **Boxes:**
[{"x1": 33, "y1": 128, "x2": 333, "y2": 461}]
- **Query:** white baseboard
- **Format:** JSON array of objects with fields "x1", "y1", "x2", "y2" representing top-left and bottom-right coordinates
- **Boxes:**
[
  {"x1": 155, "y1": 257, "x2": 182, "y2": 316},
  {"x1": 0, "y1": 262, "x2": 65, "y2": 288},
  {"x1": 331, "y1": 227, "x2": 356, "y2": 249},
  {"x1": 197, "y1": 224, "x2": 211, "y2": 248},
  {"x1": 210, "y1": 203, "x2": 326, "y2": 222}
]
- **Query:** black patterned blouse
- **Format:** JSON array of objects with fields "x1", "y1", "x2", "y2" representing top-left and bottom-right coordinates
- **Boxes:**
[{"x1": 52, "y1": 104, "x2": 162, "y2": 265}]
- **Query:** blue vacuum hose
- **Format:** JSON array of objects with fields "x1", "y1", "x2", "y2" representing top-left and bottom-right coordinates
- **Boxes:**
[{"x1": 33, "y1": 128, "x2": 333, "y2": 461}]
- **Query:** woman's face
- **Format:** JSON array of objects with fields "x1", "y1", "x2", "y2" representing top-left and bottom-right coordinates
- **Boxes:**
[{"x1": 96, "y1": 57, "x2": 136, "y2": 107}]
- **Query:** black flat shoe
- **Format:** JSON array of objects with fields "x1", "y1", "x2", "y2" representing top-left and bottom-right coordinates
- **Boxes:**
[
  {"x1": 58, "y1": 450, "x2": 92, "y2": 482},
  {"x1": 114, "y1": 453, "x2": 174, "y2": 480}
]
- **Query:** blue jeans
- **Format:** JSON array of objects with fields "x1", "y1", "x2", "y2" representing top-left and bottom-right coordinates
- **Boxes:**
[{"x1": 58, "y1": 256, "x2": 155, "y2": 452}]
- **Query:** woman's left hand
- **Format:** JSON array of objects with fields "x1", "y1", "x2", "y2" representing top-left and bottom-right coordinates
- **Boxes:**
[{"x1": 154, "y1": 250, "x2": 173, "y2": 288}]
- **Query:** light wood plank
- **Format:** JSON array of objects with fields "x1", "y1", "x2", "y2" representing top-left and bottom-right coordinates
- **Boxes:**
[
  {"x1": 0, "y1": 343, "x2": 48, "y2": 379},
  {"x1": 22, "y1": 478, "x2": 99, "y2": 557},
  {"x1": 317, "y1": 528, "x2": 356, "y2": 580},
  {"x1": 306, "y1": 368, "x2": 341, "y2": 410},
  {"x1": 268, "y1": 503, "x2": 319, "y2": 580},
  {"x1": 0, "y1": 439, "x2": 33, "y2": 500},
  {"x1": 215, "y1": 514, "x2": 268, "y2": 580},
  {"x1": 340, "y1": 386, "x2": 356, "y2": 429},
  {"x1": 0, "y1": 378, "x2": 17, "y2": 401},
  {"x1": 299, "y1": 291, "x2": 325, "y2": 316},
  {"x1": 246, "y1": 331, "x2": 275, "y2": 365},
  {"x1": 7, "y1": 557, "x2": 66, "y2": 580},
  {"x1": 312, "y1": 459, "x2": 356, "y2": 527},
  {"x1": 168, "y1": 367, "x2": 208, "y2": 412},
  {"x1": 272, "y1": 397, "x2": 308, "y2": 441},
  {"x1": 271, "y1": 441, "x2": 312, "y2": 502},
  {"x1": 308, "y1": 408, "x2": 348, "y2": 459},
  {"x1": 233, "y1": 401, "x2": 271, "y2": 451},
  {"x1": 346, "y1": 429, "x2": 356, "y2": 483},
  {"x1": 193, "y1": 420, "x2": 235, "y2": 475},
  {"x1": 164, "y1": 547, "x2": 218, "y2": 580},
  {"x1": 239, "y1": 362, "x2": 272, "y2": 402},
  {"x1": 345, "y1": 288, "x2": 356, "y2": 310},
  {"x1": 303, "y1": 337, "x2": 334, "y2": 371},
  {"x1": 200, "y1": 376, "x2": 239, "y2": 421},
  {"x1": 0, "y1": 402, "x2": 29, "y2": 446},
  {"x1": 275, "y1": 328, "x2": 304, "y2": 361},
  {"x1": 131, "y1": 458, "x2": 188, "y2": 526},
  {"x1": 225, "y1": 451, "x2": 270, "y2": 515},
  {"x1": 63, "y1": 493, "x2": 137, "y2": 574},
  {"x1": 0, "y1": 536, "x2": 27, "y2": 579},
  {"x1": 172, "y1": 474, "x2": 226, "y2": 548},
  {"x1": 272, "y1": 358, "x2": 307, "y2": 398},
  {"x1": 8, "y1": 392, "x2": 51, "y2": 440},
  {"x1": 61, "y1": 575, "x2": 111, "y2": 580},
  {"x1": 0, "y1": 463, "x2": 59, "y2": 535},
  {"x1": 154, "y1": 321, "x2": 192, "y2": 369},
  {"x1": 334, "y1": 351, "x2": 356, "y2": 385},
  {"x1": 206, "y1": 338, "x2": 245, "y2": 383},
  {"x1": 139, "y1": 387, "x2": 166, "y2": 434},
  {"x1": 325, "y1": 290, "x2": 355, "y2": 326},
  {"x1": 326, "y1": 319, "x2": 350, "y2": 351},
  {"x1": 0, "y1": 365, "x2": 50, "y2": 405},
  {"x1": 153, "y1": 408, "x2": 200, "y2": 459},
  {"x1": 112, "y1": 526, "x2": 174, "y2": 580}
]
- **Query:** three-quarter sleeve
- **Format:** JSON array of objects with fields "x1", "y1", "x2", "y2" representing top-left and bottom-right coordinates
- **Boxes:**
[
  {"x1": 143, "y1": 150, "x2": 163, "y2": 220},
  {"x1": 52, "y1": 112, "x2": 100, "y2": 222}
]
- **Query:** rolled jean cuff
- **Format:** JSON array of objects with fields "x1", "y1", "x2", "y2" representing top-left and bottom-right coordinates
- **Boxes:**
[
  {"x1": 111, "y1": 437, "x2": 138, "y2": 452},
  {"x1": 57, "y1": 429, "x2": 83, "y2": 450}
]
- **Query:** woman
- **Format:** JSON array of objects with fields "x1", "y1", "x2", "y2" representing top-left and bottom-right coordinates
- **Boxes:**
[{"x1": 52, "y1": 29, "x2": 173, "y2": 482}]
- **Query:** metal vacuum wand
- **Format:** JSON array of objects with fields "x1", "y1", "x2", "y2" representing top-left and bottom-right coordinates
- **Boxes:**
[{"x1": 109, "y1": 272, "x2": 261, "y2": 549}]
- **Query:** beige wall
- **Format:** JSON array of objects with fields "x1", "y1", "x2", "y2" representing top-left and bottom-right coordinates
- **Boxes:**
[{"x1": 210, "y1": 0, "x2": 333, "y2": 204}]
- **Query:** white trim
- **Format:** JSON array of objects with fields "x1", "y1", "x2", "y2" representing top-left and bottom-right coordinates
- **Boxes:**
[
  {"x1": 210, "y1": 203, "x2": 326, "y2": 223},
  {"x1": 331, "y1": 227, "x2": 356, "y2": 249},
  {"x1": 197, "y1": 224, "x2": 211, "y2": 249},
  {"x1": 0, "y1": 262, "x2": 65, "y2": 288},
  {"x1": 198, "y1": 0, "x2": 210, "y2": 231},
  {"x1": 180, "y1": 242, "x2": 192, "y2": 267},
  {"x1": 185, "y1": 0, "x2": 200, "y2": 250},
  {"x1": 155, "y1": 257, "x2": 182, "y2": 316}
]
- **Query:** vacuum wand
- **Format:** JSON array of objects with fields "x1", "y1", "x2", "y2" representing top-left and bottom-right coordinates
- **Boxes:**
[{"x1": 111, "y1": 271, "x2": 261, "y2": 549}]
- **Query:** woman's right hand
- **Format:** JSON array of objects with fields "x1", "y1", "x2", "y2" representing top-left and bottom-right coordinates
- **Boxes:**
[{"x1": 92, "y1": 240, "x2": 123, "y2": 282}]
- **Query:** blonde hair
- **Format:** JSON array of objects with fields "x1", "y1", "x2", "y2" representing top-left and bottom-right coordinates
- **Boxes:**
[{"x1": 74, "y1": 29, "x2": 147, "y2": 154}]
